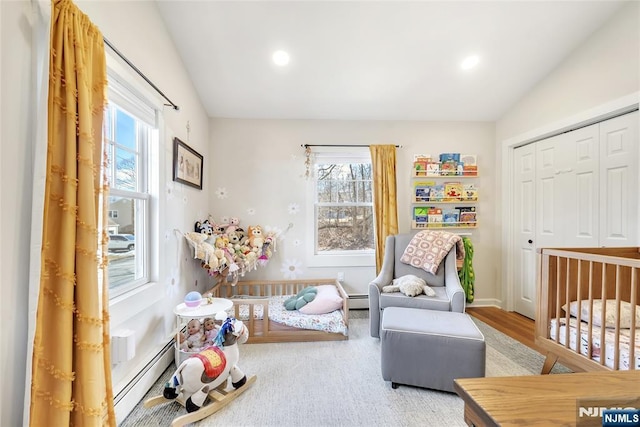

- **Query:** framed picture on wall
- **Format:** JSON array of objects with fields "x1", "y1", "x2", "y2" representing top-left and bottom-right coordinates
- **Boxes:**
[{"x1": 173, "y1": 137, "x2": 203, "y2": 190}]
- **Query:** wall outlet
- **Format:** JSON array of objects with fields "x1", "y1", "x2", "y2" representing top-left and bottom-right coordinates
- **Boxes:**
[{"x1": 337, "y1": 272, "x2": 344, "y2": 281}]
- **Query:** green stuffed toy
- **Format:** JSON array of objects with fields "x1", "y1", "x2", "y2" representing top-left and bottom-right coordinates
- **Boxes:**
[{"x1": 284, "y1": 287, "x2": 317, "y2": 311}]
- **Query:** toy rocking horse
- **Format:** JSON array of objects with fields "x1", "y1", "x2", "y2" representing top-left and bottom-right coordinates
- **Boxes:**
[{"x1": 144, "y1": 317, "x2": 257, "y2": 427}]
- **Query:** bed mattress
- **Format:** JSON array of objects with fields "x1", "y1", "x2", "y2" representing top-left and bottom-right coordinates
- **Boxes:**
[
  {"x1": 231, "y1": 295, "x2": 348, "y2": 336},
  {"x1": 549, "y1": 318, "x2": 640, "y2": 370}
]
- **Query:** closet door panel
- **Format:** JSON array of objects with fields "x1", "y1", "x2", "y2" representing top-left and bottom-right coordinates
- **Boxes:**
[
  {"x1": 565, "y1": 124, "x2": 599, "y2": 247},
  {"x1": 514, "y1": 144, "x2": 536, "y2": 319},
  {"x1": 599, "y1": 111, "x2": 638, "y2": 247},
  {"x1": 535, "y1": 134, "x2": 566, "y2": 248}
]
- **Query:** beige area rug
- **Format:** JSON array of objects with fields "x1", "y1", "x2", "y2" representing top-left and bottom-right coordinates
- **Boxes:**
[{"x1": 119, "y1": 311, "x2": 570, "y2": 427}]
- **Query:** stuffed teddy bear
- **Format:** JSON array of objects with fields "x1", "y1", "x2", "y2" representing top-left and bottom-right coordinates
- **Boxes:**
[
  {"x1": 382, "y1": 274, "x2": 436, "y2": 297},
  {"x1": 225, "y1": 217, "x2": 240, "y2": 234},
  {"x1": 284, "y1": 287, "x2": 317, "y2": 310}
]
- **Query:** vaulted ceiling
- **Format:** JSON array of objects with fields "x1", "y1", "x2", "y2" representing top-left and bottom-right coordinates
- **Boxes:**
[{"x1": 156, "y1": 1, "x2": 626, "y2": 121}]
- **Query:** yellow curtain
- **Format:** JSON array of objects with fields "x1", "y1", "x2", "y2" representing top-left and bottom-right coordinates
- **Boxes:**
[
  {"x1": 30, "y1": 0, "x2": 115, "y2": 425},
  {"x1": 370, "y1": 145, "x2": 399, "y2": 273}
]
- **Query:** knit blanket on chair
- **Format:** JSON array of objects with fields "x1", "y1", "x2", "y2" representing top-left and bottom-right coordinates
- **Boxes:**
[{"x1": 400, "y1": 230, "x2": 465, "y2": 274}]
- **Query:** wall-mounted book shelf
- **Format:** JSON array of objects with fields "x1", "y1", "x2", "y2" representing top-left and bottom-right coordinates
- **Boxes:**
[{"x1": 411, "y1": 153, "x2": 478, "y2": 230}]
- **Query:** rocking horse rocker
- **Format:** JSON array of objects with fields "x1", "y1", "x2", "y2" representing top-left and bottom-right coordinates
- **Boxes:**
[{"x1": 144, "y1": 317, "x2": 257, "y2": 427}]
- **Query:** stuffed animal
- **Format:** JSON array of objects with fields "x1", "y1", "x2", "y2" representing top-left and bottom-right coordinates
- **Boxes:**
[
  {"x1": 382, "y1": 274, "x2": 436, "y2": 297},
  {"x1": 225, "y1": 217, "x2": 240, "y2": 234},
  {"x1": 164, "y1": 317, "x2": 249, "y2": 413},
  {"x1": 194, "y1": 220, "x2": 214, "y2": 237},
  {"x1": 247, "y1": 225, "x2": 264, "y2": 253},
  {"x1": 185, "y1": 232, "x2": 218, "y2": 270}
]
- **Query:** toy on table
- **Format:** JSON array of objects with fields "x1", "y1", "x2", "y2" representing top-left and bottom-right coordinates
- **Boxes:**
[
  {"x1": 180, "y1": 318, "x2": 204, "y2": 352},
  {"x1": 201, "y1": 317, "x2": 219, "y2": 347}
]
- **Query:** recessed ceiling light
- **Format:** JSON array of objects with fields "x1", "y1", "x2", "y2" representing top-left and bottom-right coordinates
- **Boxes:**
[
  {"x1": 272, "y1": 50, "x2": 290, "y2": 66},
  {"x1": 461, "y1": 55, "x2": 480, "y2": 70}
]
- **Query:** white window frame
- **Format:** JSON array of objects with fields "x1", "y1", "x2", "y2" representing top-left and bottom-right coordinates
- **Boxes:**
[
  {"x1": 305, "y1": 147, "x2": 375, "y2": 268},
  {"x1": 104, "y1": 56, "x2": 161, "y2": 302}
]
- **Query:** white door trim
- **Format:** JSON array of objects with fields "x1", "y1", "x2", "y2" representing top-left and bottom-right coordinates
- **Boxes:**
[{"x1": 499, "y1": 91, "x2": 639, "y2": 312}]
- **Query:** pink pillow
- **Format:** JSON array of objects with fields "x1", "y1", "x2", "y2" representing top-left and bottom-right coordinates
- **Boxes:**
[{"x1": 299, "y1": 285, "x2": 343, "y2": 315}]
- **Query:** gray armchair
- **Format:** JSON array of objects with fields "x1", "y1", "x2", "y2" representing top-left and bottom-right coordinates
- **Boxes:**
[{"x1": 369, "y1": 233, "x2": 466, "y2": 338}]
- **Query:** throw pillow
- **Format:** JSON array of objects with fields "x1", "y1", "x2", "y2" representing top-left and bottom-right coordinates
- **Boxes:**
[
  {"x1": 562, "y1": 299, "x2": 640, "y2": 329},
  {"x1": 299, "y1": 285, "x2": 344, "y2": 315},
  {"x1": 284, "y1": 287, "x2": 317, "y2": 311},
  {"x1": 400, "y1": 230, "x2": 462, "y2": 274}
]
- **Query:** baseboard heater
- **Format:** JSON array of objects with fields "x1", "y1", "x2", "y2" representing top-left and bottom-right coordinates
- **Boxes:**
[
  {"x1": 349, "y1": 294, "x2": 369, "y2": 310},
  {"x1": 114, "y1": 340, "x2": 175, "y2": 423}
]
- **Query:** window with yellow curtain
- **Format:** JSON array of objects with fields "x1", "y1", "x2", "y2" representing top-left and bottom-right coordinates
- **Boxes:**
[{"x1": 306, "y1": 148, "x2": 375, "y2": 267}]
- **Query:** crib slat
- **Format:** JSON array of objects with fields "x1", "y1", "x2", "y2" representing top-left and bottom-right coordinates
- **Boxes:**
[{"x1": 600, "y1": 264, "x2": 607, "y2": 368}]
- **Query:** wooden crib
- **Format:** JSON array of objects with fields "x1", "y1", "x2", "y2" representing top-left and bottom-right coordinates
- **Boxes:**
[
  {"x1": 536, "y1": 247, "x2": 639, "y2": 373},
  {"x1": 207, "y1": 279, "x2": 349, "y2": 344}
]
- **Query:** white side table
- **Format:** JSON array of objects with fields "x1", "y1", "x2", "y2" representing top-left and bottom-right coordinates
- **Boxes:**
[{"x1": 173, "y1": 298, "x2": 233, "y2": 365}]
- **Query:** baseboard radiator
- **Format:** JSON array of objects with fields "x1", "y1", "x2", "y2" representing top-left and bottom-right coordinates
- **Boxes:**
[
  {"x1": 114, "y1": 340, "x2": 175, "y2": 424},
  {"x1": 349, "y1": 294, "x2": 369, "y2": 310}
]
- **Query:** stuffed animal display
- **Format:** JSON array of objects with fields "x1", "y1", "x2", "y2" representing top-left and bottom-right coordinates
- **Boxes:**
[
  {"x1": 382, "y1": 274, "x2": 436, "y2": 297},
  {"x1": 188, "y1": 217, "x2": 278, "y2": 284}
]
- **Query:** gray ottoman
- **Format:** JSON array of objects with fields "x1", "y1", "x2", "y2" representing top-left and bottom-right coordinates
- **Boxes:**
[{"x1": 380, "y1": 307, "x2": 485, "y2": 392}]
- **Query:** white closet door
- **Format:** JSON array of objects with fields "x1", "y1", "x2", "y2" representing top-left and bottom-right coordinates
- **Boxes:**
[
  {"x1": 564, "y1": 124, "x2": 599, "y2": 247},
  {"x1": 535, "y1": 133, "x2": 566, "y2": 249},
  {"x1": 599, "y1": 111, "x2": 639, "y2": 247},
  {"x1": 514, "y1": 143, "x2": 536, "y2": 319}
]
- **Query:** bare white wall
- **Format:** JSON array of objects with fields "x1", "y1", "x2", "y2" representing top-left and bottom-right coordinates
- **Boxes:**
[
  {"x1": 1, "y1": 1, "x2": 211, "y2": 424},
  {"x1": 209, "y1": 119, "x2": 498, "y2": 303},
  {"x1": 496, "y1": 1, "x2": 639, "y2": 142}
]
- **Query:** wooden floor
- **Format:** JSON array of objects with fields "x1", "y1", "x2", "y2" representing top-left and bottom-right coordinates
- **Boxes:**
[{"x1": 466, "y1": 306, "x2": 539, "y2": 352}]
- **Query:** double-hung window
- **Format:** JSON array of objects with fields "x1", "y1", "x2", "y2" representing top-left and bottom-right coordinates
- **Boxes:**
[
  {"x1": 104, "y1": 74, "x2": 158, "y2": 298},
  {"x1": 307, "y1": 149, "x2": 375, "y2": 267}
]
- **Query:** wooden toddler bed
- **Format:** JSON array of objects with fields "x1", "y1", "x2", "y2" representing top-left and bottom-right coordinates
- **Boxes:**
[
  {"x1": 207, "y1": 279, "x2": 349, "y2": 344},
  {"x1": 536, "y1": 247, "x2": 639, "y2": 373}
]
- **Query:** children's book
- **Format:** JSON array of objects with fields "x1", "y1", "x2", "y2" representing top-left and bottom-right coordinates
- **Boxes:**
[
  {"x1": 462, "y1": 183, "x2": 478, "y2": 201},
  {"x1": 413, "y1": 206, "x2": 428, "y2": 223},
  {"x1": 427, "y1": 207, "x2": 442, "y2": 225},
  {"x1": 430, "y1": 184, "x2": 445, "y2": 201},
  {"x1": 413, "y1": 160, "x2": 428, "y2": 176},
  {"x1": 460, "y1": 154, "x2": 477, "y2": 166},
  {"x1": 444, "y1": 182, "x2": 463, "y2": 201},
  {"x1": 442, "y1": 209, "x2": 459, "y2": 226},
  {"x1": 414, "y1": 181, "x2": 435, "y2": 202},
  {"x1": 440, "y1": 161, "x2": 457, "y2": 176},
  {"x1": 426, "y1": 162, "x2": 441, "y2": 177},
  {"x1": 439, "y1": 153, "x2": 460, "y2": 163},
  {"x1": 457, "y1": 206, "x2": 477, "y2": 225}
]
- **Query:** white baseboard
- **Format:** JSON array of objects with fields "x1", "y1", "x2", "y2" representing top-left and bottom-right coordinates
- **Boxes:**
[
  {"x1": 114, "y1": 343, "x2": 174, "y2": 425},
  {"x1": 466, "y1": 298, "x2": 502, "y2": 308}
]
